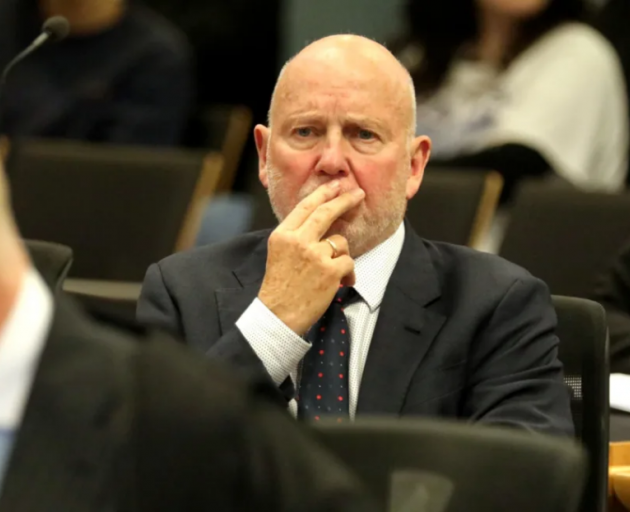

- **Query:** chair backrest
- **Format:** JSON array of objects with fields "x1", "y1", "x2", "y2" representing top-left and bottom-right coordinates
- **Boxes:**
[
  {"x1": 406, "y1": 168, "x2": 503, "y2": 246},
  {"x1": 24, "y1": 239, "x2": 73, "y2": 293},
  {"x1": 7, "y1": 139, "x2": 222, "y2": 281},
  {"x1": 0, "y1": 136, "x2": 9, "y2": 163},
  {"x1": 68, "y1": 292, "x2": 139, "y2": 330},
  {"x1": 198, "y1": 104, "x2": 253, "y2": 192},
  {"x1": 313, "y1": 418, "x2": 586, "y2": 512},
  {"x1": 552, "y1": 295, "x2": 610, "y2": 512},
  {"x1": 499, "y1": 182, "x2": 630, "y2": 297}
]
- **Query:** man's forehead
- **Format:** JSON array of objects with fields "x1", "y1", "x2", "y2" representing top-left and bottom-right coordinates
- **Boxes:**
[{"x1": 274, "y1": 68, "x2": 405, "y2": 122}]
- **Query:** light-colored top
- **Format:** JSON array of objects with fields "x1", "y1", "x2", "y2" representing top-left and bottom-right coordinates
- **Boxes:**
[
  {"x1": 0, "y1": 269, "x2": 53, "y2": 491},
  {"x1": 237, "y1": 222, "x2": 406, "y2": 418},
  {"x1": 414, "y1": 22, "x2": 629, "y2": 191}
]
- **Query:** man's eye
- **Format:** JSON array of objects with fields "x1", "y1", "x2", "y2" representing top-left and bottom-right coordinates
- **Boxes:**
[
  {"x1": 296, "y1": 127, "x2": 313, "y2": 137},
  {"x1": 357, "y1": 129, "x2": 375, "y2": 140}
]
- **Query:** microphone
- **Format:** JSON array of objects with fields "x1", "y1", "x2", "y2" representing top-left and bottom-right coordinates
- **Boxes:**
[{"x1": 0, "y1": 16, "x2": 70, "y2": 92}]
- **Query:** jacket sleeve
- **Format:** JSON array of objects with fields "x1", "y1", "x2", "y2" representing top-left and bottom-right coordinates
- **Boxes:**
[
  {"x1": 462, "y1": 274, "x2": 575, "y2": 436},
  {"x1": 136, "y1": 262, "x2": 294, "y2": 404}
]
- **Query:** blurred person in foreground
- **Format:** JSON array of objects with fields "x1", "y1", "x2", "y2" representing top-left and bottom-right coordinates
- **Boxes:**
[
  {"x1": 593, "y1": 238, "x2": 630, "y2": 374},
  {"x1": 396, "y1": 0, "x2": 628, "y2": 198},
  {"x1": 138, "y1": 35, "x2": 574, "y2": 435},
  {"x1": 0, "y1": 0, "x2": 192, "y2": 146},
  {"x1": 0, "y1": 162, "x2": 372, "y2": 510}
]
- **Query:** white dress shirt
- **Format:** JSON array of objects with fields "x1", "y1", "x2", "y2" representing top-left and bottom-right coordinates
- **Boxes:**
[
  {"x1": 0, "y1": 269, "x2": 53, "y2": 489},
  {"x1": 237, "y1": 222, "x2": 406, "y2": 418}
]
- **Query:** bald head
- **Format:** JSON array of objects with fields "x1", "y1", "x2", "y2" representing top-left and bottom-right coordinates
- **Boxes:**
[{"x1": 268, "y1": 35, "x2": 417, "y2": 139}]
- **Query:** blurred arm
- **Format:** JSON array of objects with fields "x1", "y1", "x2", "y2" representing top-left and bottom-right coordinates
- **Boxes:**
[{"x1": 104, "y1": 45, "x2": 193, "y2": 146}]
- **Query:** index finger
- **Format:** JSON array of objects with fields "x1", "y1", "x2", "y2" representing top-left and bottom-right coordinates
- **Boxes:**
[
  {"x1": 279, "y1": 181, "x2": 341, "y2": 231},
  {"x1": 299, "y1": 188, "x2": 365, "y2": 240}
]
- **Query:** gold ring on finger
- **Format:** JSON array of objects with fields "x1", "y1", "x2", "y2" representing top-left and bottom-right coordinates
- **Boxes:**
[{"x1": 325, "y1": 238, "x2": 339, "y2": 258}]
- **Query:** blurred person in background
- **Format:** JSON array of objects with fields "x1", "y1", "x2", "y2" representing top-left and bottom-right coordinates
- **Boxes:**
[
  {"x1": 594, "y1": 0, "x2": 630, "y2": 187},
  {"x1": 0, "y1": 0, "x2": 192, "y2": 146},
  {"x1": 593, "y1": 237, "x2": 630, "y2": 374},
  {"x1": 0, "y1": 159, "x2": 373, "y2": 510},
  {"x1": 396, "y1": 0, "x2": 628, "y2": 199},
  {"x1": 138, "y1": 35, "x2": 573, "y2": 436}
]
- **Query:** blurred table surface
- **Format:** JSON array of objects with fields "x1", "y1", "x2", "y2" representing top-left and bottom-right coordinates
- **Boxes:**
[{"x1": 610, "y1": 438, "x2": 630, "y2": 511}]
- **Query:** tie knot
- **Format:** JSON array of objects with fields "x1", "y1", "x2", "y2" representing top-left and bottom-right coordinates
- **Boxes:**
[{"x1": 334, "y1": 285, "x2": 357, "y2": 306}]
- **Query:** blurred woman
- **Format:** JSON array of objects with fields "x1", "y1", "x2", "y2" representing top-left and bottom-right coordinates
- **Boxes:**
[{"x1": 398, "y1": 0, "x2": 628, "y2": 197}]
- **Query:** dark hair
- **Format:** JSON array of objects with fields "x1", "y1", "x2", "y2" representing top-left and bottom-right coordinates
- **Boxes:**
[{"x1": 400, "y1": 0, "x2": 586, "y2": 97}]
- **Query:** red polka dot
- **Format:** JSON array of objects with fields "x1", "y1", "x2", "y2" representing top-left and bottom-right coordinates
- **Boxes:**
[
  {"x1": 339, "y1": 284, "x2": 343, "y2": 288},
  {"x1": 341, "y1": 329, "x2": 346, "y2": 334},
  {"x1": 339, "y1": 351, "x2": 345, "y2": 356},
  {"x1": 318, "y1": 373, "x2": 323, "y2": 378},
  {"x1": 315, "y1": 416, "x2": 320, "y2": 421},
  {"x1": 320, "y1": 327, "x2": 326, "y2": 332},
  {"x1": 337, "y1": 298, "x2": 342, "y2": 302},
  {"x1": 319, "y1": 350, "x2": 324, "y2": 355},
  {"x1": 337, "y1": 418, "x2": 343, "y2": 423},
  {"x1": 339, "y1": 374, "x2": 344, "y2": 379},
  {"x1": 338, "y1": 396, "x2": 344, "y2": 401},
  {"x1": 316, "y1": 395, "x2": 322, "y2": 400}
]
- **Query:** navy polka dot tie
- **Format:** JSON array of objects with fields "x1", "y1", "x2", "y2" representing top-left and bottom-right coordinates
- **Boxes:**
[{"x1": 298, "y1": 286, "x2": 357, "y2": 422}]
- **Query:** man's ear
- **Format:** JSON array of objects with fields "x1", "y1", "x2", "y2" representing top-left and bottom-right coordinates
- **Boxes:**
[
  {"x1": 254, "y1": 124, "x2": 271, "y2": 188},
  {"x1": 406, "y1": 135, "x2": 431, "y2": 200}
]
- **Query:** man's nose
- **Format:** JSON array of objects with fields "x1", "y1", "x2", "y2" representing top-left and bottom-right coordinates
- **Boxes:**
[{"x1": 316, "y1": 134, "x2": 350, "y2": 177}]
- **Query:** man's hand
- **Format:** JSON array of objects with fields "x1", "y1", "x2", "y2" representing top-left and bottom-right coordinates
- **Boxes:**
[{"x1": 258, "y1": 181, "x2": 365, "y2": 335}]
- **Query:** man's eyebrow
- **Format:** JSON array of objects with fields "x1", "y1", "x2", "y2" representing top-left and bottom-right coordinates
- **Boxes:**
[
  {"x1": 280, "y1": 112, "x2": 394, "y2": 137},
  {"x1": 345, "y1": 116, "x2": 392, "y2": 137}
]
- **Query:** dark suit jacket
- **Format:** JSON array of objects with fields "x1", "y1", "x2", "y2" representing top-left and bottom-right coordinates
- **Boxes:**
[
  {"x1": 593, "y1": 237, "x2": 630, "y2": 374},
  {"x1": 0, "y1": 297, "x2": 373, "y2": 512},
  {"x1": 137, "y1": 223, "x2": 574, "y2": 436}
]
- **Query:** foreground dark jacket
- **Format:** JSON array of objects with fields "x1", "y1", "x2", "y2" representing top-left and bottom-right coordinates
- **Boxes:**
[{"x1": 0, "y1": 298, "x2": 373, "y2": 512}]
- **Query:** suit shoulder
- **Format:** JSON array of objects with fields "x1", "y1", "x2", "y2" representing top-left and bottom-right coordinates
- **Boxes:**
[
  {"x1": 424, "y1": 240, "x2": 541, "y2": 288},
  {"x1": 155, "y1": 230, "x2": 270, "y2": 273}
]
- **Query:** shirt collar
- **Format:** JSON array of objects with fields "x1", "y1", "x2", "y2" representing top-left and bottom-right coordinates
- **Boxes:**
[
  {"x1": 0, "y1": 268, "x2": 53, "y2": 429},
  {"x1": 353, "y1": 222, "x2": 405, "y2": 312}
]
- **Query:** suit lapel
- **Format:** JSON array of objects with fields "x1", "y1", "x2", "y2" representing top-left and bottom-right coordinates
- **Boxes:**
[
  {"x1": 357, "y1": 224, "x2": 446, "y2": 415},
  {"x1": 216, "y1": 234, "x2": 269, "y2": 334},
  {"x1": 0, "y1": 300, "x2": 133, "y2": 512}
]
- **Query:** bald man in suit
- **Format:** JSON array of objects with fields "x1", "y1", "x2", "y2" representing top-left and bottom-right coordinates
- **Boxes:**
[{"x1": 138, "y1": 35, "x2": 573, "y2": 435}]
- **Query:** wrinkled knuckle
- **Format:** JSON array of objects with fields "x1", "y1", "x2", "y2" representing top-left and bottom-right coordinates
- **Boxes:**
[
  {"x1": 318, "y1": 204, "x2": 335, "y2": 217},
  {"x1": 297, "y1": 201, "x2": 312, "y2": 214},
  {"x1": 341, "y1": 256, "x2": 355, "y2": 272},
  {"x1": 269, "y1": 230, "x2": 286, "y2": 246},
  {"x1": 309, "y1": 213, "x2": 326, "y2": 230},
  {"x1": 297, "y1": 239, "x2": 312, "y2": 254}
]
